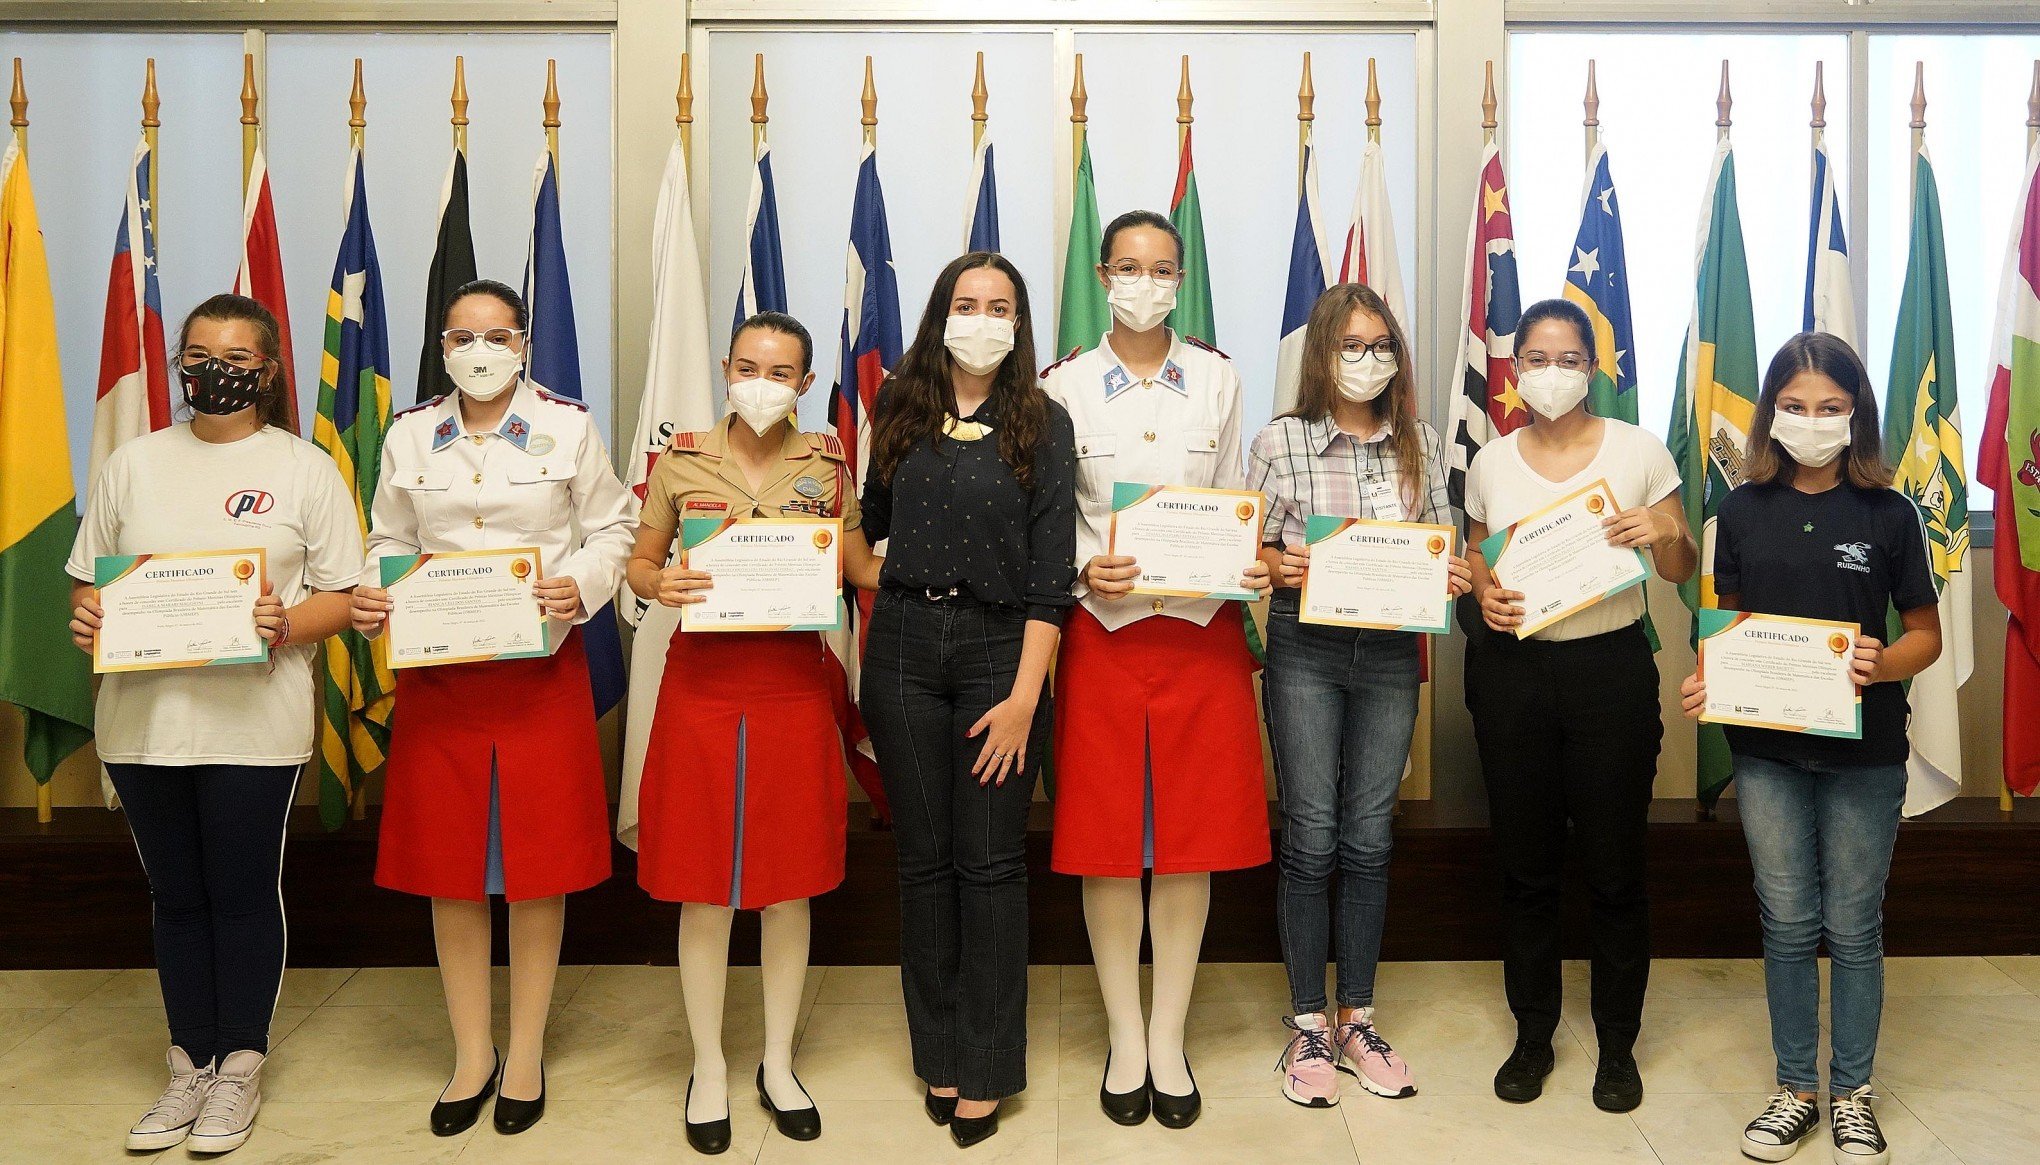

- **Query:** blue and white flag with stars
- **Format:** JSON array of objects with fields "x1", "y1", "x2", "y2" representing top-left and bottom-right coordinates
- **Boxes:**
[{"x1": 1562, "y1": 141, "x2": 1638, "y2": 425}]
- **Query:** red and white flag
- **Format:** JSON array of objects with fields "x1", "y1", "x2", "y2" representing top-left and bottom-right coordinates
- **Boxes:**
[
  {"x1": 89, "y1": 134, "x2": 170, "y2": 484},
  {"x1": 233, "y1": 142, "x2": 297, "y2": 433},
  {"x1": 1338, "y1": 137, "x2": 1407, "y2": 329}
]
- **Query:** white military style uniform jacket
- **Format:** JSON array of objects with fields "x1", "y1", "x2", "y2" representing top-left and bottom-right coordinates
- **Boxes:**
[
  {"x1": 365, "y1": 379, "x2": 636, "y2": 623},
  {"x1": 1041, "y1": 329, "x2": 1246, "y2": 631}
]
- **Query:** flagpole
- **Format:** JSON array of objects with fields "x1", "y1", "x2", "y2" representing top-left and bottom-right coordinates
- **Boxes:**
[
  {"x1": 1366, "y1": 57, "x2": 1382, "y2": 147},
  {"x1": 1583, "y1": 59, "x2": 1599, "y2": 162},
  {"x1": 1070, "y1": 52, "x2": 1087, "y2": 180},
  {"x1": 1482, "y1": 59, "x2": 1497, "y2": 149},
  {"x1": 861, "y1": 56, "x2": 877, "y2": 151},
  {"x1": 543, "y1": 58, "x2": 561, "y2": 178},
  {"x1": 675, "y1": 52, "x2": 692, "y2": 174},
  {"x1": 451, "y1": 55, "x2": 468, "y2": 157},
  {"x1": 142, "y1": 58, "x2": 158, "y2": 226},
  {"x1": 1908, "y1": 62, "x2": 1927, "y2": 206},
  {"x1": 1717, "y1": 60, "x2": 1733, "y2": 145},
  {"x1": 1810, "y1": 60, "x2": 1827, "y2": 207},
  {"x1": 972, "y1": 51, "x2": 988, "y2": 153},
  {"x1": 240, "y1": 54, "x2": 258, "y2": 193},
  {"x1": 1177, "y1": 55, "x2": 1192, "y2": 153},
  {"x1": 751, "y1": 53, "x2": 768, "y2": 156},
  {"x1": 1296, "y1": 52, "x2": 1314, "y2": 199},
  {"x1": 14, "y1": 61, "x2": 54, "y2": 825}
]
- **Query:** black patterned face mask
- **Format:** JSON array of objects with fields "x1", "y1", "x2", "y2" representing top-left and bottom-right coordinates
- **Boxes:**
[{"x1": 180, "y1": 358, "x2": 266, "y2": 416}]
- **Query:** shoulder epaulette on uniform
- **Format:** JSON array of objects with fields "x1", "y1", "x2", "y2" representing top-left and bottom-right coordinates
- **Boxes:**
[
  {"x1": 533, "y1": 387, "x2": 590, "y2": 411},
  {"x1": 1183, "y1": 335, "x2": 1231, "y2": 362},
  {"x1": 1039, "y1": 345, "x2": 1083, "y2": 380},
  {"x1": 669, "y1": 430, "x2": 708, "y2": 452},
  {"x1": 390, "y1": 395, "x2": 445, "y2": 421},
  {"x1": 804, "y1": 432, "x2": 847, "y2": 460}
]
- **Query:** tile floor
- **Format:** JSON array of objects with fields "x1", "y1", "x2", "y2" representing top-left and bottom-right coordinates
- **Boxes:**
[{"x1": 1, "y1": 958, "x2": 2037, "y2": 1163}]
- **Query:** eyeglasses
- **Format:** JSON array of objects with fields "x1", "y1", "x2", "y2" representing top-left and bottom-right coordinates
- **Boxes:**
[
  {"x1": 178, "y1": 347, "x2": 266, "y2": 371},
  {"x1": 1100, "y1": 261, "x2": 1182, "y2": 288},
  {"x1": 441, "y1": 327, "x2": 524, "y2": 354},
  {"x1": 1517, "y1": 352, "x2": 1591, "y2": 372},
  {"x1": 1338, "y1": 339, "x2": 1399, "y2": 365}
]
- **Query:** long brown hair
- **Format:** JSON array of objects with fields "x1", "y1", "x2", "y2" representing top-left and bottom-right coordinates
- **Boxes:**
[
  {"x1": 868, "y1": 252, "x2": 1046, "y2": 487},
  {"x1": 1744, "y1": 331, "x2": 1893, "y2": 490},
  {"x1": 177, "y1": 293, "x2": 295, "y2": 431},
  {"x1": 1282, "y1": 282, "x2": 1426, "y2": 512}
]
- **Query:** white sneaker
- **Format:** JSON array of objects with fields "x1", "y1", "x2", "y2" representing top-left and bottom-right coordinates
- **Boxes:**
[
  {"x1": 188, "y1": 1049, "x2": 265, "y2": 1154},
  {"x1": 126, "y1": 1047, "x2": 213, "y2": 1151}
]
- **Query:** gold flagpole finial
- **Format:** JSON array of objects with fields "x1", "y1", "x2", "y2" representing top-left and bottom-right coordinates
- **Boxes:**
[
  {"x1": 347, "y1": 59, "x2": 366, "y2": 131},
  {"x1": 675, "y1": 51, "x2": 692, "y2": 129},
  {"x1": 1071, "y1": 53, "x2": 1088, "y2": 125},
  {"x1": 543, "y1": 58, "x2": 561, "y2": 129},
  {"x1": 451, "y1": 55, "x2": 469, "y2": 130},
  {"x1": 861, "y1": 56, "x2": 877, "y2": 144},
  {"x1": 1811, "y1": 60, "x2": 1827, "y2": 130},
  {"x1": 1716, "y1": 60, "x2": 1733, "y2": 135},
  {"x1": 751, "y1": 53, "x2": 769, "y2": 150},
  {"x1": 1481, "y1": 60, "x2": 1497, "y2": 141},
  {"x1": 240, "y1": 53, "x2": 258, "y2": 128},
  {"x1": 1365, "y1": 57, "x2": 1382, "y2": 142},
  {"x1": 1583, "y1": 59, "x2": 1599, "y2": 130},
  {"x1": 142, "y1": 58, "x2": 160, "y2": 129},
  {"x1": 1909, "y1": 61, "x2": 1928, "y2": 131},
  {"x1": 1177, "y1": 55, "x2": 1193, "y2": 128},
  {"x1": 11, "y1": 58, "x2": 26, "y2": 130},
  {"x1": 1298, "y1": 51, "x2": 1315, "y2": 123},
  {"x1": 972, "y1": 51, "x2": 989, "y2": 138}
]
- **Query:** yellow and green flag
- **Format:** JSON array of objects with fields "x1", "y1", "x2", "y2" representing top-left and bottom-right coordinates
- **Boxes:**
[
  {"x1": 313, "y1": 146, "x2": 395, "y2": 829},
  {"x1": 0, "y1": 138, "x2": 94, "y2": 781},
  {"x1": 1056, "y1": 135, "x2": 1108, "y2": 359},
  {"x1": 1884, "y1": 143, "x2": 1971, "y2": 816},
  {"x1": 1665, "y1": 139, "x2": 1759, "y2": 807}
]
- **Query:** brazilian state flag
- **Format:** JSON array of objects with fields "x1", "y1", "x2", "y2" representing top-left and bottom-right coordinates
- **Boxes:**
[
  {"x1": 1166, "y1": 126, "x2": 1216, "y2": 347},
  {"x1": 1056, "y1": 136, "x2": 1108, "y2": 359}
]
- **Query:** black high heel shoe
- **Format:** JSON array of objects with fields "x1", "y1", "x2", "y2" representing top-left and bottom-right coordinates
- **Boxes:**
[
  {"x1": 924, "y1": 1089, "x2": 958, "y2": 1126},
  {"x1": 491, "y1": 1064, "x2": 545, "y2": 1135},
  {"x1": 1151, "y1": 1061, "x2": 1202, "y2": 1130},
  {"x1": 949, "y1": 1102, "x2": 1000, "y2": 1149},
  {"x1": 756, "y1": 1065, "x2": 821, "y2": 1141},
  {"x1": 684, "y1": 1076, "x2": 732, "y2": 1155},
  {"x1": 1098, "y1": 1053, "x2": 1151, "y2": 1126},
  {"x1": 430, "y1": 1048, "x2": 500, "y2": 1137}
]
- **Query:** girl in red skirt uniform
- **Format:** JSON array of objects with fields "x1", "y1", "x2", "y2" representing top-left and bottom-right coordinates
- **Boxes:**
[
  {"x1": 1040, "y1": 211, "x2": 1273, "y2": 1130},
  {"x1": 350, "y1": 281, "x2": 636, "y2": 1138},
  {"x1": 624, "y1": 313, "x2": 881, "y2": 1155}
]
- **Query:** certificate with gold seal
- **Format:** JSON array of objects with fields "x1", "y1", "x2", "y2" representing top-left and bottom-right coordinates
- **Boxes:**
[
  {"x1": 381, "y1": 547, "x2": 552, "y2": 668},
  {"x1": 1107, "y1": 483, "x2": 1264, "y2": 602},
  {"x1": 1477, "y1": 478, "x2": 1649, "y2": 638},
  {"x1": 680, "y1": 517, "x2": 843, "y2": 632},
  {"x1": 93, "y1": 549, "x2": 269, "y2": 673},
  {"x1": 1299, "y1": 516, "x2": 1456, "y2": 633},
  {"x1": 1698, "y1": 610, "x2": 1862, "y2": 739}
]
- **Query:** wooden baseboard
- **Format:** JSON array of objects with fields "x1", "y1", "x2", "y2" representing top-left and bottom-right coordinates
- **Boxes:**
[{"x1": 2, "y1": 799, "x2": 2034, "y2": 969}]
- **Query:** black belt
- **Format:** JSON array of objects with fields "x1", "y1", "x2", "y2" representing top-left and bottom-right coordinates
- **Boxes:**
[{"x1": 887, "y1": 584, "x2": 986, "y2": 607}]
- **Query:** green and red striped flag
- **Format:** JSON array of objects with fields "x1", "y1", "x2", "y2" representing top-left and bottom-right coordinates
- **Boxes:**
[
  {"x1": 1056, "y1": 134, "x2": 1108, "y2": 359},
  {"x1": 1166, "y1": 126, "x2": 1215, "y2": 346},
  {"x1": 0, "y1": 136, "x2": 94, "y2": 783},
  {"x1": 1665, "y1": 137, "x2": 1760, "y2": 808},
  {"x1": 312, "y1": 143, "x2": 395, "y2": 829},
  {"x1": 1883, "y1": 141, "x2": 1971, "y2": 816}
]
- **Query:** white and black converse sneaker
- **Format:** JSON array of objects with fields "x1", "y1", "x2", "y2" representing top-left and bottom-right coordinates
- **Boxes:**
[
  {"x1": 1742, "y1": 1089, "x2": 1820, "y2": 1161},
  {"x1": 187, "y1": 1049, "x2": 265, "y2": 1153},
  {"x1": 126, "y1": 1047, "x2": 213, "y2": 1151},
  {"x1": 1828, "y1": 1085, "x2": 1890, "y2": 1165}
]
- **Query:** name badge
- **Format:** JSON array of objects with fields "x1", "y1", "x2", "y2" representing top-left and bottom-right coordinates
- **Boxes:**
[{"x1": 1362, "y1": 476, "x2": 1402, "y2": 522}]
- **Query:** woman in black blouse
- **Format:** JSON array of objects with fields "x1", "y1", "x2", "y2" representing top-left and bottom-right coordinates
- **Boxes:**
[{"x1": 860, "y1": 251, "x2": 1077, "y2": 1148}]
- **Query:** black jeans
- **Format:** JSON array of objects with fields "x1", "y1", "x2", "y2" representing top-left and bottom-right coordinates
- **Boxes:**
[
  {"x1": 1464, "y1": 622, "x2": 1661, "y2": 1056},
  {"x1": 860, "y1": 590, "x2": 1047, "y2": 1101},
  {"x1": 106, "y1": 762, "x2": 301, "y2": 1064}
]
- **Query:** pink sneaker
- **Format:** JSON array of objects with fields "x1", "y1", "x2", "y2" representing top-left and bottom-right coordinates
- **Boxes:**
[
  {"x1": 1276, "y1": 1013, "x2": 1340, "y2": 1108},
  {"x1": 1334, "y1": 1009, "x2": 1415, "y2": 1099}
]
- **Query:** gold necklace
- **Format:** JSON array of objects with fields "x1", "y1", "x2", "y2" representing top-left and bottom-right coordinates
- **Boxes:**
[{"x1": 942, "y1": 413, "x2": 992, "y2": 442}]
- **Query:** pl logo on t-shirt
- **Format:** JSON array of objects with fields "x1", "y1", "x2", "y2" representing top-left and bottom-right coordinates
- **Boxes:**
[{"x1": 224, "y1": 489, "x2": 276, "y2": 523}]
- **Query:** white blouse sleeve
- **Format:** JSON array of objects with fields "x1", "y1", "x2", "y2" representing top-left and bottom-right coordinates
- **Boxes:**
[{"x1": 551, "y1": 421, "x2": 636, "y2": 624}]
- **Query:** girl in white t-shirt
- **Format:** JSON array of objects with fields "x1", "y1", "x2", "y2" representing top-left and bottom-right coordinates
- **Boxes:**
[
  {"x1": 67, "y1": 294, "x2": 364, "y2": 1156},
  {"x1": 1461, "y1": 298, "x2": 1695, "y2": 1115}
]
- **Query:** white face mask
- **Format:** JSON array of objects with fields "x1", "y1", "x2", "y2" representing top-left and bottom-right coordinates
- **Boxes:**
[
  {"x1": 944, "y1": 314, "x2": 1016, "y2": 376},
  {"x1": 725, "y1": 376, "x2": 799, "y2": 437},
  {"x1": 1770, "y1": 410, "x2": 1853, "y2": 468},
  {"x1": 1516, "y1": 365, "x2": 1591, "y2": 420},
  {"x1": 444, "y1": 346, "x2": 522, "y2": 402},
  {"x1": 1335, "y1": 354, "x2": 1397, "y2": 403},
  {"x1": 1106, "y1": 274, "x2": 1178, "y2": 334}
]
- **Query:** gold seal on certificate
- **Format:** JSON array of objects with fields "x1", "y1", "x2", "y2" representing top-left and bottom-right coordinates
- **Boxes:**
[
  {"x1": 381, "y1": 547, "x2": 552, "y2": 668},
  {"x1": 93, "y1": 549, "x2": 269, "y2": 673},
  {"x1": 1299, "y1": 517, "x2": 1455, "y2": 633},
  {"x1": 1107, "y1": 482, "x2": 1264, "y2": 602},
  {"x1": 1477, "y1": 478, "x2": 1649, "y2": 638},
  {"x1": 1698, "y1": 610, "x2": 1863, "y2": 739},
  {"x1": 679, "y1": 517, "x2": 843, "y2": 632}
]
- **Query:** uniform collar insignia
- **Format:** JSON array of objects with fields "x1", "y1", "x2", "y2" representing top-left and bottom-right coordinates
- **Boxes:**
[
  {"x1": 1159, "y1": 360, "x2": 1187, "y2": 394},
  {"x1": 497, "y1": 414, "x2": 532, "y2": 451},
  {"x1": 1103, "y1": 364, "x2": 1134, "y2": 402},
  {"x1": 431, "y1": 416, "x2": 460, "y2": 452}
]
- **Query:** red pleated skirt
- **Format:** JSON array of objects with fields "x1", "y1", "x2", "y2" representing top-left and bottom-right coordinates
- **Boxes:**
[
  {"x1": 376, "y1": 627, "x2": 612, "y2": 903},
  {"x1": 1051, "y1": 605, "x2": 1272, "y2": 877},
  {"x1": 635, "y1": 628, "x2": 848, "y2": 909}
]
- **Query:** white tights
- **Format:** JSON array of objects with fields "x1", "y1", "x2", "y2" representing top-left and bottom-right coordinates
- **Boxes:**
[
  {"x1": 679, "y1": 899, "x2": 813, "y2": 1121},
  {"x1": 1082, "y1": 873, "x2": 1211, "y2": 1096}
]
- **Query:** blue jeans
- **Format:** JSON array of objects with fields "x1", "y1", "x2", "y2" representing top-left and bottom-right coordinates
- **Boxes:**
[
  {"x1": 1262, "y1": 596, "x2": 1421, "y2": 1014},
  {"x1": 1733, "y1": 754, "x2": 1905, "y2": 1094}
]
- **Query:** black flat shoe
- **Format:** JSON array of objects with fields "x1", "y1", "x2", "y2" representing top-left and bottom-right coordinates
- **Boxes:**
[
  {"x1": 950, "y1": 1105, "x2": 999, "y2": 1149},
  {"x1": 492, "y1": 1065, "x2": 545, "y2": 1135},
  {"x1": 923, "y1": 1090, "x2": 957, "y2": 1126},
  {"x1": 684, "y1": 1076, "x2": 732, "y2": 1155},
  {"x1": 430, "y1": 1049, "x2": 500, "y2": 1137},
  {"x1": 1098, "y1": 1054, "x2": 1150, "y2": 1126},
  {"x1": 756, "y1": 1065, "x2": 821, "y2": 1141},
  {"x1": 1151, "y1": 1064, "x2": 1202, "y2": 1130}
]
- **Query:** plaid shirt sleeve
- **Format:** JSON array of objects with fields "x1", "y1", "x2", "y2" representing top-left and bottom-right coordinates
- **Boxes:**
[
  {"x1": 1246, "y1": 424, "x2": 1287, "y2": 546},
  {"x1": 1414, "y1": 422, "x2": 1452, "y2": 526}
]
